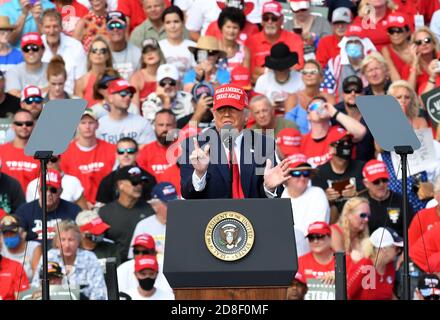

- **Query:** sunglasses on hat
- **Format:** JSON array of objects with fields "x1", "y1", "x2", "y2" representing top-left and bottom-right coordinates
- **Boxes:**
[
  {"x1": 290, "y1": 170, "x2": 311, "y2": 178},
  {"x1": 24, "y1": 96, "x2": 43, "y2": 104},
  {"x1": 23, "y1": 44, "x2": 40, "y2": 53},
  {"x1": 13, "y1": 121, "x2": 34, "y2": 127}
]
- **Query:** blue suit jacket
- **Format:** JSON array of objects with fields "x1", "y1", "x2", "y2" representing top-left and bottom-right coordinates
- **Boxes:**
[{"x1": 179, "y1": 128, "x2": 280, "y2": 199}]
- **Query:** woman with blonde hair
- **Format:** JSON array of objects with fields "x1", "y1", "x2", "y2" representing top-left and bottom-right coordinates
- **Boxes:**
[
  {"x1": 31, "y1": 220, "x2": 107, "y2": 300},
  {"x1": 404, "y1": 26, "x2": 440, "y2": 94},
  {"x1": 74, "y1": 36, "x2": 113, "y2": 106},
  {"x1": 361, "y1": 51, "x2": 391, "y2": 96},
  {"x1": 330, "y1": 197, "x2": 370, "y2": 262},
  {"x1": 347, "y1": 227, "x2": 402, "y2": 299}
]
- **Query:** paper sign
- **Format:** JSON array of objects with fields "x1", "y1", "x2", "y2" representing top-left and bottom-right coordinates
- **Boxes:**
[
  {"x1": 414, "y1": 14, "x2": 425, "y2": 30},
  {"x1": 304, "y1": 278, "x2": 336, "y2": 300},
  {"x1": 391, "y1": 128, "x2": 438, "y2": 179},
  {"x1": 421, "y1": 86, "x2": 440, "y2": 126}
]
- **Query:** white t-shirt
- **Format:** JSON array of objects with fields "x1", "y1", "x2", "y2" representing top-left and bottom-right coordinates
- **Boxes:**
[
  {"x1": 41, "y1": 33, "x2": 87, "y2": 95},
  {"x1": 26, "y1": 174, "x2": 84, "y2": 203},
  {"x1": 124, "y1": 286, "x2": 175, "y2": 300},
  {"x1": 281, "y1": 186, "x2": 330, "y2": 237},
  {"x1": 159, "y1": 39, "x2": 196, "y2": 79},
  {"x1": 96, "y1": 113, "x2": 156, "y2": 145},
  {"x1": 254, "y1": 70, "x2": 305, "y2": 104},
  {"x1": 111, "y1": 43, "x2": 142, "y2": 80},
  {"x1": 294, "y1": 227, "x2": 310, "y2": 258},
  {"x1": 185, "y1": 0, "x2": 221, "y2": 35},
  {"x1": 174, "y1": 0, "x2": 194, "y2": 11},
  {"x1": 117, "y1": 259, "x2": 173, "y2": 295},
  {"x1": 128, "y1": 215, "x2": 166, "y2": 259}
]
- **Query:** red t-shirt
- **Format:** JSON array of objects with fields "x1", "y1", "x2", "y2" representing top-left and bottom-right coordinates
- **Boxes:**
[
  {"x1": 386, "y1": 44, "x2": 410, "y2": 78},
  {"x1": 246, "y1": 29, "x2": 305, "y2": 74},
  {"x1": 205, "y1": 20, "x2": 259, "y2": 46},
  {"x1": 159, "y1": 162, "x2": 181, "y2": 196},
  {"x1": 137, "y1": 141, "x2": 179, "y2": 181},
  {"x1": 316, "y1": 34, "x2": 342, "y2": 68},
  {"x1": 347, "y1": 257, "x2": 395, "y2": 300},
  {"x1": 0, "y1": 143, "x2": 40, "y2": 192},
  {"x1": 400, "y1": 64, "x2": 440, "y2": 95},
  {"x1": 60, "y1": 139, "x2": 116, "y2": 203},
  {"x1": 55, "y1": 0, "x2": 89, "y2": 36},
  {"x1": 410, "y1": 222, "x2": 440, "y2": 272},
  {"x1": 298, "y1": 252, "x2": 335, "y2": 281},
  {"x1": 118, "y1": 0, "x2": 171, "y2": 33},
  {"x1": 299, "y1": 126, "x2": 342, "y2": 167},
  {"x1": 0, "y1": 256, "x2": 30, "y2": 300},
  {"x1": 408, "y1": 206, "x2": 440, "y2": 247}
]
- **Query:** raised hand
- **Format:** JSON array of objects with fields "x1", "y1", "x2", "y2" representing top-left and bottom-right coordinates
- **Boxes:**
[
  {"x1": 263, "y1": 158, "x2": 291, "y2": 192},
  {"x1": 189, "y1": 137, "x2": 210, "y2": 178}
]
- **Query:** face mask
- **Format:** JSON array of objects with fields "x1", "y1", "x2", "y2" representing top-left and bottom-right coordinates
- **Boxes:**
[
  {"x1": 85, "y1": 233, "x2": 105, "y2": 243},
  {"x1": 335, "y1": 141, "x2": 353, "y2": 160},
  {"x1": 346, "y1": 43, "x2": 363, "y2": 59},
  {"x1": 138, "y1": 277, "x2": 156, "y2": 291},
  {"x1": 3, "y1": 234, "x2": 21, "y2": 249}
]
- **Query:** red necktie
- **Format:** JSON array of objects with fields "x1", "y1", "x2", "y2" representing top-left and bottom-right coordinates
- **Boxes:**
[{"x1": 231, "y1": 151, "x2": 244, "y2": 199}]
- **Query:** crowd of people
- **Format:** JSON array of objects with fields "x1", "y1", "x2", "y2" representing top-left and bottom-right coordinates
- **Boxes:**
[{"x1": 0, "y1": 0, "x2": 440, "y2": 301}]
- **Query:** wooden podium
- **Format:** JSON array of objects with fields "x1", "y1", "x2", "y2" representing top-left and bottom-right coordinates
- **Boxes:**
[
  {"x1": 174, "y1": 287, "x2": 288, "y2": 300},
  {"x1": 164, "y1": 199, "x2": 298, "y2": 300}
]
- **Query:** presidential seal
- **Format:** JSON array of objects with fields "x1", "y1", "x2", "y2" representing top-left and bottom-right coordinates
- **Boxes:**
[{"x1": 205, "y1": 211, "x2": 254, "y2": 261}]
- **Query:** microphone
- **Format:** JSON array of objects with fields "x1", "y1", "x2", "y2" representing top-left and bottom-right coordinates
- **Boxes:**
[{"x1": 220, "y1": 124, "x2": 236, "y2": 198}]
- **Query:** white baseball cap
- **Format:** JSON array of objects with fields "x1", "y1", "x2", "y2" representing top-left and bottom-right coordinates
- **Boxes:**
[
  {"x1": 332, "y1": 7, "x2": 352, "y2": 24},
  {"x1": 157, "y1": 64, "x2": 179, "y2": 82},
  {"x1": 370, "y1": 227, "x2": 403, "y2": 248}
]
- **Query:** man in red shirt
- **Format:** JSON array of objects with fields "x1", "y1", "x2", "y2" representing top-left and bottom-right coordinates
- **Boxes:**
[
  {"x1": 0, "y1": 249, "x2": 29, "y2": 300},
  {"x1": 60, "y1": 109, "x2": 116, "y2": 206},
  {"x1": 0, "y1": 109, "x2": 40, "y2": 192},
  {"x1": 298, "y1": 221, "x2": 335, "y2": 283},
  {"x1": 410, "y1": 222, "x2": 440, "y2": 273},
  {"x1": 246, "y1": 1, "x2": 304, "y2": 83},
  {"x1": 137, "y1": 109, "x2": 180, "y2": 188},
  {"x1": 316, "y1": 7, "x2": 352, "y2": 68}
]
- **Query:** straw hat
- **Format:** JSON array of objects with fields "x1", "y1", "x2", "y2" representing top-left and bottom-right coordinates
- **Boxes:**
[
  {"x1": 188, "y1": 36, "x2": 226, "y2": 59},
  {"x1": 0, "y1": 16, "x2": 16, "y2": 30}
]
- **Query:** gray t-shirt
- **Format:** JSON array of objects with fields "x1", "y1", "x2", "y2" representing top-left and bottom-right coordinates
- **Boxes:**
[
  {"x1": 5, "y1": 62, "x2": 48, "y2": 93},
  {"x1": 111, "y1": 43, "x2": 141, "y2": 80},
  {"x1": 96, "y1": 113, "x2": 155, "y2": 145}
]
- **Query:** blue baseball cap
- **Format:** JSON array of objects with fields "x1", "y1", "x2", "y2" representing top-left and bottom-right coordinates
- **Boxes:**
[{"x1": 150, "y1": 182, "x2": 178, "y2": 203}]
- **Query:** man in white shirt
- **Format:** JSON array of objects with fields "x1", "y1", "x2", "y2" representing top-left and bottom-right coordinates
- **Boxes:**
[
  {"x1": 128, "y1": 182, "x2": 179, "y2": 260},
  {"x1": 96, "y1": 78, "x2": 155, "y2": 146},
  {"x1": 40, "y1": 9, "x2": 87, "y2": 95},
  {"x1": 281, "y1": 153, "x2": 330, "y2": 237}
]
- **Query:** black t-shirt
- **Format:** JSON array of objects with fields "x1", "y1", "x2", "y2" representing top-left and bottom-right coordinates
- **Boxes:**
[
  {"x1": 98, "y1": 200, "x2": 154, "y2": 264},
  {"x1": 333, "y1": 102, "x2": 375, "y2": 162},
  {"x1": 0, "y1": 172, "x2": 25, "y2": 214},
  {"x1": 0, "y1": 93, "x2": 20, "y2": 118},
  {"x1": 95, "y1": 166, "x2": 156, "y2": 204},
  {"x1": 366, "y1": 191, "x2": 415, "y2": 237}
]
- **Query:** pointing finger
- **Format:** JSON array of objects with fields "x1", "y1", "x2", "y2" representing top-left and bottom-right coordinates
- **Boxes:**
[{"x1": 193, "y1": 137, "x2": 200, "y2": 150}]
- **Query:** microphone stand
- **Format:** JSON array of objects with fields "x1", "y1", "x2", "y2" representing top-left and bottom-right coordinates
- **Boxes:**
[{"x1": 228, "y1": 134, "x2": 233, "y2": 198}]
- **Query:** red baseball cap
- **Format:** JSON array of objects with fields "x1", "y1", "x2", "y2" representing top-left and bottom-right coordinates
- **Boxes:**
[
  {"x1": 306, "y1": 221, "x2": 331, "y2": 237},
  {"x1": 262, "y1": 1, "x2": 283, "y2": 17},
  {"x1": 230, "y1": 65, "x2": 252, "y2": 90},
  {"x1": 135, "y1": 255, "x2": 159, "y2": 272},
  {"x1": 288, "y1": 153, "x2": 311, "y2": 170},
  {"x1": 386, "y1": 13, "x2": 408, "y2": 29},
  {"x1": 107, "y1": 78, "x2": 136, "y2": 94},
  {"x1": 21, "y1": 32, "x2": 43, "y2": 49},
  {"x1": 132, "y1": 233, "x2": 156, "y2": 251},
  {"x1": 213, "y1": 84, "x2": 248, "y2": 111},
  {"x1": 294, "y1": 271, "x2": 307, "y2": 285},
  {"x1": 41, "y1": 169, "x2": 62, "y2": 189},
  {"x1": 327, "y1": 127, "x2": 352, "y2": 145},
  {"x1": 76, "y1": 210, "x2": 110, "y2": 235},
  {"x1": 277, "y1": 128, "x2": 301, "y2": 157},
  {"x1": 362, "y1": 159, "x2": 389, "y2": 182},
  {"x1": 21, "y1": 85, "x2": 43, "y2": 102}
]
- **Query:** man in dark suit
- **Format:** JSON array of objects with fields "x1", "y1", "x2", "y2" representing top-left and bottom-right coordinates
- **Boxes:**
[{"x1": 180, "y1": 84, "x2": 291, "y2": 199}]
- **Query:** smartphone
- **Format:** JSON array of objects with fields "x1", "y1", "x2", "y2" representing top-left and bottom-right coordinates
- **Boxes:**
[{"x1": 197, "y1": 50, "x2": 208, "y2": 64}]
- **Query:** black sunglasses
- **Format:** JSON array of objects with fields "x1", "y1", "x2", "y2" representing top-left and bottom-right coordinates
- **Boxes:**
[
  {"x1": 23, "y1": 44, "x2": 40, "y2": 53},
  {"x1": 133, "y1": 249, "x2": 155, "y2": 255},
  {"x1": 359, "y1": 212, "x2": 370, "y2": 219},
  {"x1": 13, "y1": 121, "x2": 34, "y2": 127},
  {"x1": 24, "y1": 96, "x2": 43, "y2": 104},
  {"x1": 117, "y1": 90, "x2": 133, "y2": 98},
  {"x1": 48, "y1": 186, "x2": 58, "y2": 194},
  {"x1": 343, "y1": 87, "x2": 363, "y2": 94},
  {"x1": 262, "y1": 15, "x2": 279, "y2": 22},
  {"x1": 91, "y1": 47, "x2": 109, "y2": 55},
  {"x1": 387, "y1": 27, "x2": 405, "y2": 35},
  {"x1": 290, "y1": 170, "x2": 311, "y2": 178},
  {"x1": 372, "y1": 178, "x2": 388, "y2": 185},
  {"x1": 159, "y1": 79, "x2": 177, "y2": 87},
  {"x1": 307, "y1": 234, "x2": 327, "y2": 241},
  {"x1": 415, "y1": 37, "x2": 432, "y2": 46},
  {"x1": 117, "y1": 148, "x2": 137, "y2": 155},
  {"x1": 130, "y1": 180, "x2": 144, "y2": 187}
]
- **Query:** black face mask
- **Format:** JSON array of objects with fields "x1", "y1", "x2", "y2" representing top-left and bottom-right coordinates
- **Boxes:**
[
  {"x1": 335, "y1": 141, "x2": 353, "y2": 160},
  {"x1": 85, "y1": 233, "x2": 105, "y2": 243},
  {"x1": 138, "y1": 277, "x2": 156, "y2": 291}
]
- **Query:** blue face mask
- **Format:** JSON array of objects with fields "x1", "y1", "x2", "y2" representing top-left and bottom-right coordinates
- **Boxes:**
[
  {"x1": 3, "y1": 234, "x2": 20, "y2": 249},
  {"x1": 346, "y1": 43, "x2": 363, "y2": 59}
]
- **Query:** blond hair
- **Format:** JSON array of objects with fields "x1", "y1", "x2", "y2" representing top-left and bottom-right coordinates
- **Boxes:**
[
  {"x1": 387, "y1": 80, "x2": 420, "y2": 119},
  {"x1": 361, "y1": 51, "x2": 388, "y2": 74},
  {"x1": 358, "y1": 0, "x2": 397, "y2": 18},
  {"x1": 52, "y1": 220, "x2": 81, "y2": 249},
  {"x1": 338, "y1": 197, "x2": 370, "y2": 252}
]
